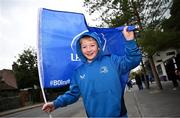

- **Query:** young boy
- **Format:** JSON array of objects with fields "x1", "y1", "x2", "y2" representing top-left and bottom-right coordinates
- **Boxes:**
[{"x1": 42, "y1": 27, "x2": 142, "y2": 117}]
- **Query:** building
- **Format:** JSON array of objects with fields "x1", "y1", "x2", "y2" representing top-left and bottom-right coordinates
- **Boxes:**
[
  {"x1": 0, "y1": 69, "x2": 18, "y2": 90},
  {"x1": 0, "y1": 69, "x2": 20, "y2": 112},
  {"x1": 144, "y1": 49, "x2": 180, "y2": 81}
]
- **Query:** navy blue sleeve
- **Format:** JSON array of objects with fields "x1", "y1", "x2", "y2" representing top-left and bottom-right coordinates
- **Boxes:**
[
  {"x1": 111, "y1": 40, "x2": 142, "y2": 74},
  {"x1": 53, "y1": 72, "x2": 80, "y2": 109}
]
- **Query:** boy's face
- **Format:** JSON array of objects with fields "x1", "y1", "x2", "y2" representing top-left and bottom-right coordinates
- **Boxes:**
[{"x1": 80, "y1": 37, "x2": 99, "y2": 62}]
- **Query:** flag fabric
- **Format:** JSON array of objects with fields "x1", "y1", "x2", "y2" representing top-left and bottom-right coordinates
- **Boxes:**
[{"x1": 38, "y1": 8, "x2": 136, "y2": 88}]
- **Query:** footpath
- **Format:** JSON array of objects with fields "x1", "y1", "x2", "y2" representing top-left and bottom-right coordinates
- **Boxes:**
[
  {"x1": 0, "y1": 80, "x2": 180, "y2": 117},
  {"x1": 0, "y1": 103, "x2": 43, "y2": 117},
  {"x1": 125, "y1": 81, "x2": 180, "y2": 117}
]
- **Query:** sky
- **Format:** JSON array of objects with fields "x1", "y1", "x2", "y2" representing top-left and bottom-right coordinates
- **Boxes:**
[{"x1": 0, "y1": 0, "x2": 97, "y2": 70}]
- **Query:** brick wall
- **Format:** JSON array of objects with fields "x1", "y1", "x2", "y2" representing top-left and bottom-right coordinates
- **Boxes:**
[{"x1": 0, "y1": 96, "x2": 21, "y2": 112}]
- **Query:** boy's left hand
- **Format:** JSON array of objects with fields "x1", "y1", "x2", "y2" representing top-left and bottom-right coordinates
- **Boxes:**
[{"x1": 122, "y1": 26, "x2": 135, "y2": 41}]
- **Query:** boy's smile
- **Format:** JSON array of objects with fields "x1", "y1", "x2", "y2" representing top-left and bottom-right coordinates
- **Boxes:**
[{"x1": 80, "y1": 37, "x2": 99, "y2": 62}]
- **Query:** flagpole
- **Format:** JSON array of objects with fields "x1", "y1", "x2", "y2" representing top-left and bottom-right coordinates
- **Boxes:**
[
  {"x1": 37, "y1": 66, "x2": 52, "y2": 118},
  {"x1": 37, "y1": 8, "x2": 52, "y2": 118},
  {"x1": 37, "y1": 67, "x2": 52, "y2": 118},
  {"x1": 37, "y1": 33, "x2": 53, "y2": 118}
]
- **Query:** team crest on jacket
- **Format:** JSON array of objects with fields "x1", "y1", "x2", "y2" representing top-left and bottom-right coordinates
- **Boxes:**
[
  {"x1": 80, "y1": 74, "x2": 85, "y2": 80},
  {"x1": 100, "y1": 66, "x2": 108, "y2": 74}
]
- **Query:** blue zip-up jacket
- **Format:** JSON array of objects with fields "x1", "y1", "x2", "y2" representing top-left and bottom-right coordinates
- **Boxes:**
[{"x1": 53, "y1": 31, "x2": 142, "y2": 117}]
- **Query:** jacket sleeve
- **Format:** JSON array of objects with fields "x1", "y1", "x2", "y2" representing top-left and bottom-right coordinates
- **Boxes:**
[
  {"x1": 53, "y1": 72, "x2": 80, "y2": 109},
  {"x1": 111, "y1": 40, "x2": 142, "y2": 74}
]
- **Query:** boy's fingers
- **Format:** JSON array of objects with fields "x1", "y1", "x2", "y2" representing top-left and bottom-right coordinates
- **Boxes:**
[
  {"x1": 42, "y1": 105, "x2": 50, "y2": 111},
  {"x1": 43, "y1": 107, "x2": 51, "y2": 113},
  {"x1": 42, "y1": 104, "x2": 48, "y2": 110},
  {"x1": 123, "y1": 26, "x2": 128, "y2": 32}
]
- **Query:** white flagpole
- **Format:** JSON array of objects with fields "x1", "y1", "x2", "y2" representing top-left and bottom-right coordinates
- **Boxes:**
[{"x1": 37, "y1": 8, "x2": 52, "y2": 118}]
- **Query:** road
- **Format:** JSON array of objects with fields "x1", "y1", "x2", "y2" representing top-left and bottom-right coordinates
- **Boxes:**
[
  {"x1": 3, "y1": 98, "x2": 86, "y2": 117},
  {"x1": 3, "y1": 81, "x2": 180, "y2": 117},
  {"x1": 1, "y1": 88, "x2": 144, "y2": 117}
]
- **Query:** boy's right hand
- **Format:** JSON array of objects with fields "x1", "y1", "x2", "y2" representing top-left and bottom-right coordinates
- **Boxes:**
[
  {"x1": 42, "y1": 102, "x2": 55, "y2": 113},
  {"x1": 122, "y1": 26, "x2": 135, "y2": 41}
]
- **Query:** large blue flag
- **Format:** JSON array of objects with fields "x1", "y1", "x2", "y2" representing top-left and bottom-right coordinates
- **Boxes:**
[{"x1": 38, "y1": 8, "x2": 136, "y2": 88}]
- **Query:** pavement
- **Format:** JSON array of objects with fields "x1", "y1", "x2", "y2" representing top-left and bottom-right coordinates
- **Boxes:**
[
  {"x1": 125, "y1": 80, "x2": 180, "y2": 117},
  {"x1": 0, "y1": 103, "x2": 43, "y2": 117},
  {"x1": 0, "y1": 80, "x2": 180, "y2": 117}
]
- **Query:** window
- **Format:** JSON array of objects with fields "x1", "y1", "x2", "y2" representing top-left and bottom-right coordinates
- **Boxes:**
[{"x1": 157, "y1": 64, "x2": 163, "y2": 75}]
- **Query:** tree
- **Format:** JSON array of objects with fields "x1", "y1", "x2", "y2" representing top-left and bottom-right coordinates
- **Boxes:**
[
  {"x1": 83, "y1": 0, "x2": 172, "y2": 89},
  {"x1": 139, "y1": 30, "x2": 180, "y2": 55},
  {"x1": 12, "y1": 47, "x2": 39, "y2": 89},
  {"x1": 138, "y1": 30, "x2": 180, "y2": 89},
  {"x1": 162, "y1": 0, "x2": 180, "y2": 31},
  {"x1": 84, "y1": 0, "x2": 141, "y2": 27},
  {"x1": 84, "y1": 0, "x2": 169, "y2": 28}
]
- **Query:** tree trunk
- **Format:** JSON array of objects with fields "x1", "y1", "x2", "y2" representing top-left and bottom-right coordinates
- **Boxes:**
[
  {"x1": 141, "y1": 60, "x2": 150, "y2": 89},
  {"x1": 131, "y1": 0, "x2": 149, "y2": 89},
  {"x1": 148, "y1": 56, "x2": 163, "y2": 90}
]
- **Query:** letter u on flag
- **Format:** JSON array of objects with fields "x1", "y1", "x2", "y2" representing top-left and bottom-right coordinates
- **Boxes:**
[{"x1": 38, "y1": 8, "x2": 136, "y2": 89}]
